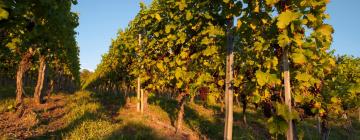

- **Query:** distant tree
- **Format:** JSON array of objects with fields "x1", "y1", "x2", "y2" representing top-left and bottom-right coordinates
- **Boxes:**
[{"x1": 80, "y1": 69, "x2": 93, "y2": 85}]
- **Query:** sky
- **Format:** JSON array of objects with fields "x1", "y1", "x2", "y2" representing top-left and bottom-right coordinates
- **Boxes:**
[
  {"x1": 72, "y1": 0, "x2": 152, "y2": 71},
  {"x1": 72, "y1": 0, "x2": 360, "y2": 71}
]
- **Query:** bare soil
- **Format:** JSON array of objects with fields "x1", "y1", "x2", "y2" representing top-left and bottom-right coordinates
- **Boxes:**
[{"x1": 0, "y1": 95, "x2": 68, "y2": 139}]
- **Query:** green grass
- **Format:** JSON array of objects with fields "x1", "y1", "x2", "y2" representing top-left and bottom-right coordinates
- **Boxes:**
[
  {"x1": 27, "y1": 91, "x2": 166, "y2": 140},
  {"x1": 0, "y1": 87, "x2": 16, "y2": 113},
  {"x1": 30, "y1": 91, "x2": 121, "y2": 139},
  {"x1": 105, "y1": 121, "x2": 166, "y2": 140},
  {"x1": 147, "y1": 95, "x2": 360, "y2": 140},
  {"x1": 1, "y1": 89, "x2": 360, "y2": 140}
]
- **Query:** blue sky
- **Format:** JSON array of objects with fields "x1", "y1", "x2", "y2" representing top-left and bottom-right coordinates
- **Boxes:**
[
  {"x1": 72, "y1": 0, "x2": 360, "y2": 71},
  {"x1": 72, "y1": 0, "x2": 152, "y2": 71}
]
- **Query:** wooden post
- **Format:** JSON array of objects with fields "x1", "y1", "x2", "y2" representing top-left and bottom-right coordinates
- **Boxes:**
[
  {"x1": 137, "y1": 77, "x2": 141, "y2": 112},
  {"x1": 141, "y1": 89, "x2": 144, "y2": 114},
  {"x1": 283, "y1": 48, "x2": 294, "y2": 140},
  {"x1": 224, "y1": 17, "x2": 234, "y2": 140},
  {"x1": 358, "y1": 107, "x2": 360, "y2": 122},
  {"x1": 137, "y1": 34, "x2": 142, "y2": 112}
]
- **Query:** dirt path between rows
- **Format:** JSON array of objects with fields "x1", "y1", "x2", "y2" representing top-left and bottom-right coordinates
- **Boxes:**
[{"x1": 0, "y1": 95, "x2": 69, "y2": 139}]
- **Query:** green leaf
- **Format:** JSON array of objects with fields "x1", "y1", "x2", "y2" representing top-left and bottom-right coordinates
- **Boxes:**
[
  {"x1": 201, "y1": 37, "x2": 211, "y2": 45},
  {"x1": 330, "y1": 97, "x2": 340, "y2": 104},
  {"x1": 255, "y1": 70, "x2": 267, "y2": 86},
  {"x1": 6, "y1": 38, "x2": 21, "y2": 51},
  {"x1": 165, "y1": 26, "x2": 172, "y2": 34},
  {"x1": 269, "y1": 74, "x2": 281, "y2": 85},
  {"x1": 186, "y1": 11, "x2": 193, "y2": 21},
  {"x1": 252, "y1": 90, "x2": 261, "y2": 103},
  {"x1": 267, "y1": 116, "x2": 288, "y2": 134},
  {"x1": 165, "y1": 24, "x2": 176, "y2": 34},
  {"x1": 177, "y1": 32, "x2": 186, "y2": 44},
  {"x1": 275, "y1": 102, "x2": 299, "y2": 121},
  {"x1": 177, "y1": 0, "x2": 187, "y2": 11},
  {"x1": 276, "y1": 103, "x2": 288, "y2": 119},
  {"x1": 277, "y1": 10, "x2": 301, "y2": 29}
]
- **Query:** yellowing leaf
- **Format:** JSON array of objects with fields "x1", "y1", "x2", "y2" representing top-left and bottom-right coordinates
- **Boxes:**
[
  {"x1": 306, "y1": 13, "x2": 317, "y2": 22},
  {"x1": 176, "y1": 81, "x2": 183, "y2": 88},
  {"x1": 0, "y1": 8, "x2": 9, "y2": 20},
  {"x1": 175, "y1": 68, "x2": 183, "y2": 79},
  {"x1": 292, "y1": 53, "x2": 307, "y2": 64},
  {"x1": 156, "y1": 62, "x2": 165, "y2": 72},
  {"x1": 154, "y1": 32, "x2": 159, "y2": 37},
  {"x1": 236, "y1": 19, "x2": 242, "y2": 29},
  {"x1": 155, "y1": 13, "x2": 162, "y2": 21},
  {"x1": 250, "y1": 23, "x2": 256, "y2": 30},
  {"x1": 203, "y1": 46, "x2": 217, "y2": 56},
  {"x1": 277, "y1": 10, "x2": 301, "y2": 29},
  {"x1": 293, "y1": 33, "x2": 303, "y2": 47},
  {"x1": 165, "y1": 25, "x2": 172, "y2": 33},
  {"x1": 278, "y1": 33, "x2": 290, "y2": 47},
  {"x1": 295, "y1": 73, "x2": 312, "y2": 82},
  {"x1": 294, "y1": 94, "x2": 303, "y2": 103},
  {"x1": 265, "y1": 0, "x2": 279, "y2": 6},
  {"x1": 330, "y1": 97, "x2": 340, "y2": 104},
  {"x1": 218, "y1": 80, "x2": 224, "y2": 86},
  {"x1": 316, "y1": 24, "x2": 333, "y2": 37},
  {"x1": 6, "y1": 38, "x2": 21, "y2": 51},
  {"x1": 253, "y1": 1, "x2": 260, "y2": 13}
]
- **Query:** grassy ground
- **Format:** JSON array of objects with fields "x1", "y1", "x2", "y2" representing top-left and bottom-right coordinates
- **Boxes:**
[
  {"x1": 0, "y1": 90, "x2": 195, "y2": 139},
  {"x1": 148, "y1": 95, "x2": 360, "y2": 140},
  {"x1": 0, "y1": 89, "x2": 359, "y2": 140}
]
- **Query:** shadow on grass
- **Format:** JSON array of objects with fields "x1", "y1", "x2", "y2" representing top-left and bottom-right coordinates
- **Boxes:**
[
  {"x1": 148, "y1": 96, "x2": 178, "y2": 126},
  {"x1": 184, "y1": 105, "x2": 223, "y2": 139},
  {"x1": 233, "y1": 112, "x2": 270, "y2": 140},
  {"x1": 104, "y1": 121, "x2": 166, "y2": 140},
  {"x1": 28, "y1": 91, "x2": 126, "y2": 140},
  {"x1": 147, "y1": 96, "x2": 224, "y2": 139},
  {"x1": 184, "y1": 103, "x2": 269, "y2": 140},
  {"x1": 28, "y1": 111, "x2": 99, "y2": 140},
  {"x1": 91, "y1": 92, "x2": 126, "y2": 117}
]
